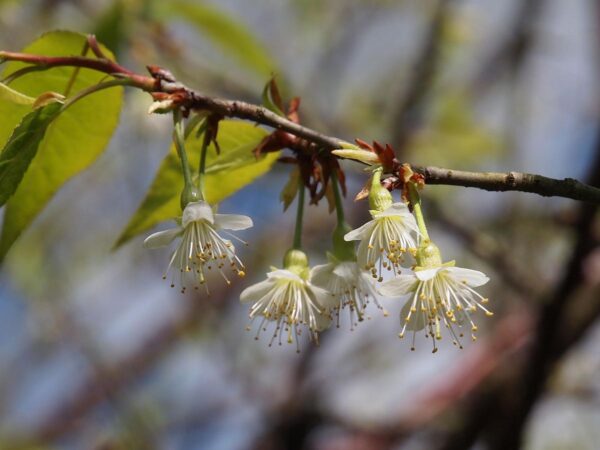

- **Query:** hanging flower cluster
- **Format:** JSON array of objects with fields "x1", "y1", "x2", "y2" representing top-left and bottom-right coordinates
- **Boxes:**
[{"x1": 144, "y1": 107, "x2": 492, "y2": 353}]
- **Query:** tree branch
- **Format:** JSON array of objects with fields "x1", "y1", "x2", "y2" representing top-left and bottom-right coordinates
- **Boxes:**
[
  {"x1": 2, "y1": 47, "x2": 600, "y2": 204},
  {"x1": 415, "y1": 166, "x2": 600, "y2": 203}
]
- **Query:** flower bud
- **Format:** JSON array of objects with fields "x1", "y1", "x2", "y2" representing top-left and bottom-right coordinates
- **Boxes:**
[
  {"x1": 148, "y1": 99, "x2": 175, "y2": 114},
  {"x1": 332, "y1": 149, "x2": 379, "y2": 165}
]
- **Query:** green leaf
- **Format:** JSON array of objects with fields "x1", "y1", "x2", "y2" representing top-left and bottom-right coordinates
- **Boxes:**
[
  {"x1": 0, "y1": 103, "x2": 61, "y2": 206},
  {"x1": 165, "y1": 0, "x2": 276, "y2": 79},
  {"x1": 0, "y1": 31, "x2": 123, "y2": 261},
  {"x1": 262, "y1": 77, "x2": 285, "y2": 117},
  {"x1": 280, "y1": 167, "x2": 299, "y2": 211},
  {"x1": 115, "y1": 120, "x2": 279, "y2": 247},
  {"x1": 0, "y1": 82, "x2": 35, "y2": 105}
]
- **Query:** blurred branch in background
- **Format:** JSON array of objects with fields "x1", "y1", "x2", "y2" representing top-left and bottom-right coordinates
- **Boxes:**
[
  {"x1": 471, "y1": 0, "x2": 546, "y2": 94},
  {"x1": 428, "y1": 199, "x2": 540, "y2": 296},
  {"x1": 1, "y1": 1, "x2": 600, "y2": 449},
  {"x1": 438, "y1": 123, "x2": 600, "y2": 450},
  {"x1": 29, "y1": 285, "x2": 230, "y2": 443},
  {"x1": 390, "y1": 0, "x2": 452, "y2": 153}
]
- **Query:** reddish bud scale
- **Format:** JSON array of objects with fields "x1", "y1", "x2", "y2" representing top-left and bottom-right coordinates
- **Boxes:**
[
  {"x1": 255, "y1": 94, "x2": 347, "y2": 208},
  {"x1": 348, "y1": 140, "x2": 427, "y2": 202}
]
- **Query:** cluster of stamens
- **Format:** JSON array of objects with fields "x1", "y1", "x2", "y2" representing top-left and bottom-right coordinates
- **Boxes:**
[
  {"x1": 399, "y1": 272, "x2": 493, "y2": 353},
  {"x1": 164, "y1": 221, "x2": 246, "y2": 294},
  {"x1": 246, "y1": 278, "x2": 330, "y2": 352},
  {"x1": 332, "y1": 277, "x2": 389, "y2": 330}
]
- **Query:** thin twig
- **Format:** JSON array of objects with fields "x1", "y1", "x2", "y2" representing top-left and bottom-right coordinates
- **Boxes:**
[
  {"x1": 415, "y1": 166, "x2": 600, "y2": 203},
  {"x1": 1, "y1": 48, "x2": 600, "y2": 204}
]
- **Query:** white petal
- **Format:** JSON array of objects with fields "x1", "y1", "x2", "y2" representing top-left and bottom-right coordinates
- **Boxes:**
[
  {"x1": 414, "y1": 267, "x2": 442, "y2": 281},
  {"x1": 355, "y1": 240, "x2": 371, "y2": 269},
  {"x1": 374, "y1": 202, "x2": 411, "y2": 218},
  {"x1": 374, "y1": 202, "x2": 419, "y2": 232},
  {"x1": 332, "y1": 261, "x2": 357, "y2": 280},
  {"x1": 311, "y1": 284, "x2": 337, "y2": 310},
  {"x1": 314, "y1": 311, "x2": 333, "y2": 331},
  {"x1": 310, "y1": 263, "x2": 335, "y2": 287},
  {"x1": 214, "y1": 213, "x2": 253, "y2": 231},
  {"x1": 400, "y1": 298, "x2": 426, "y2": 331},
  {"x1": 143, "y1": 227, "x2": 182, "y2": 248},
  {"x1": 444, "y1": 266, "x2": 489, "y2": 287},
  {"x1": 240, "y1": 279, "x2": 275, "y2": 303},
  {"x1": 266, "y1": 269, "x2": 303, "y2": 283},
  {"x1": 344, "y1": 220, "x2": 375, "y2": 241},
  {"x1": 379, "y1": 275, "x2": 418, "y2": 297},
  {"x1": 358, "y1": 271, "x2": 378, "y2": 297},
  {"x1": 182, "y1": 201, "x2": 214, "y2": 226}
]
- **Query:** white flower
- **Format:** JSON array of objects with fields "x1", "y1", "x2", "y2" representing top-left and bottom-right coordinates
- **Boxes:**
[
  {"x1": 344, "y1": 202, "x2": 419, "y2": 280},
  {"x1": 240, "y1": 268, "x2": 336, "y2": 351},
  {"x1": 311, "y1": 260, "x2": 385, "y2": 329},
  {"x1": 380, "y1": 262, "x2": 492, "y2": 353},
  {"x1": 144, "y1": 200, "x2": 252, "y2": 293}
]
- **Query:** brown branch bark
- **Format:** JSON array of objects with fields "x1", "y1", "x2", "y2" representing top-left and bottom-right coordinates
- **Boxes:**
[
  {"x1": 416, "y1": 166, "x2": 600, "y2": 203},
  {"x1": 1, "y1": 46, "x2": 600, "y2": 205}
]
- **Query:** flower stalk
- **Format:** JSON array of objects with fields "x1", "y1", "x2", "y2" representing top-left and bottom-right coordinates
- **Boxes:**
[
  {"x1": 173, "y1": 110, "x2": 199, "y2": 208},
  {"x1": 197, "y1": 128, "x2": 210, "y2": 197},
  {"x1": 331, "y1": 170, "x2": 355, "y2": 262},
  {"x1": 293, "y1": 179, "x2": 305, "y2": 250},
  {"x1": 407, "y1": 181, "x2": 430, "y2": 242},
  {"x1": 331, "y1": 169, "x2": 345, "y2": 225}
]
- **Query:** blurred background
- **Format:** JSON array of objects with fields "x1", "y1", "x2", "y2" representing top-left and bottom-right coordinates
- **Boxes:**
[{"x1": 0, "y1": 0, "x2": 599, "y2": 449}]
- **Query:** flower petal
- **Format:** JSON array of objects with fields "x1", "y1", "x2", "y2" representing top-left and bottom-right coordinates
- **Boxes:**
[
  {"x1": 143, "y1": 227, "x2": 182, "y2": 248},
  {"x1": 414, "y1": 267, "x2": 442, "y2": 281},
  {"x1": 311, "y1": 284, "x2": 337, "y2": 310},
  {"x1": 314, "y1": 310, "x2": 333, "y2": 332},
  {"x1": 374, "y1": 202, "x2": 419, "y2": 232},
  {"x1": 214, "y1": 213, "x2": 253, "y2": 231},
  {"x1": 240, "y1": 278, "x2": 275, "y2": 303},
  {"x1": 444, "y1": 266, "x2": 489, "y2": 287},
  {"x1": 379, "y1": 275, "x2": 418, "y2": 297},
  {"x1": 182, "y1": 201, "x2": 214, "y2": 226},
  {"x1": 310, "y1": 263, "x2": 335, "y2": 287},
  {"x1": 400, "y1": 298, "x2": 426, "y2": 331},
  {"x1": 266, "y1": 269, "x2": 303, "y2": 283},
  {"x1": 374, "y1": 202, "x2": 411, "y2": 218},
  {"x1": 355, "y1": 240, "x2": 371, "y2": 269},
  {"x1": 344, "y1": 220, "x2": 374, "y2": 241},
  {"x1": 332, "y1": 261, "x2": 357, "y2": 280}
]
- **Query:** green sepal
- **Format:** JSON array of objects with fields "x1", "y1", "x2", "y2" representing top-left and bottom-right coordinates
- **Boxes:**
[
  {"x1": 283, "y1": 248, "x2": 310, "y2": 279},
  {"x1": 368, "y1": 167, "x2": 392, "y2": 211},
  {"x1": 415, "y1": 240, "x2": 443, "y2": 268},
  {"x1": 331, "y1": 222, "x2": 355, "y2": 262}
]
